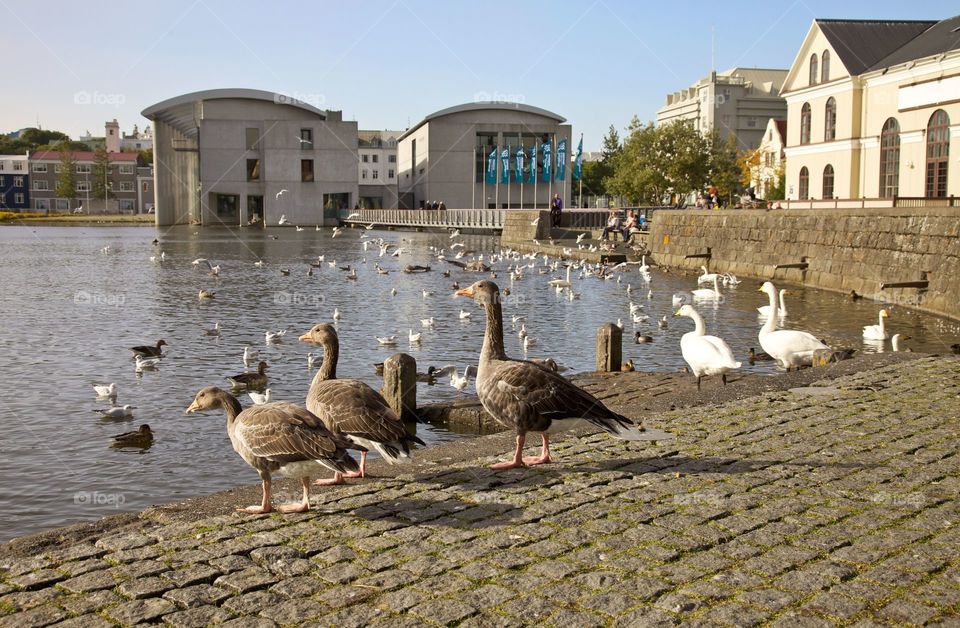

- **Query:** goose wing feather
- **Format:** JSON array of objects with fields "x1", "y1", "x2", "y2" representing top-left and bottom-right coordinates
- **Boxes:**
[{"x1": 307, "y1": 379, "x2": 425, "y2": 446}]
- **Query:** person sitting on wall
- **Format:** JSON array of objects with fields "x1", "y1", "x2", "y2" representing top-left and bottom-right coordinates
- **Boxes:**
[
  {"x1": 438, "y1": 201, "x2": 447, "y2": 211},
  {"x1": 621, "y1": 210, "x2": 638, "y2": 242},
  {"x1": 601, "y1": 209, "x2": 621, "y2": 241},
  {"x1": 432, "y1": 200, "x2": 439, "y2": 210}
]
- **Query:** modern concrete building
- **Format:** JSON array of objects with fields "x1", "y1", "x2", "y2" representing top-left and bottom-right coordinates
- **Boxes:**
[
  {"x1": 397, "y1": 102, "x2": 572, "y2": 209},
  {"x1": 142, "y1": 88, "x2": 358, "y2": 226},
  {"x1": 751, "y1": 119, "x2": 787, "y2": 199},
  {"x1": 27, "y1": 150, "x2": 139, "y2": 213},
  {"x1": 656, "y1": 68, "x2": 789, "y2": 149},
  {"x1": 0, "y1": 155, "x2": 29, "y2": 211},
  {"x1": 782, "y1": 16, "x2": 960, "y2": 201},
  {"x1": 358, "y1": 130, "x2": 399, "y2": 208}
]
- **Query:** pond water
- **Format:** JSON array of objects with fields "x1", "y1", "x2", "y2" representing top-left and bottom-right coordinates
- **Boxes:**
[{"x1": 0, "y1": 224, "x2": 957, "y2": 541}]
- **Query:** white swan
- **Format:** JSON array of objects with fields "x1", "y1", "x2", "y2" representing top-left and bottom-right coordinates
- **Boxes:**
[
  {"x1": 757, "y1": 289, "x2": 789, "y2": 318},
  {"x1": 891, "y1": 333, "x2": 910, "y2": 352},
  {"x1": 547, "y1": 265, "x2": 573, "y2": 288},
  {"x1": 675, "y1": 304, "x2": 741, "y2": 390},
  {"x1": 638, "y1": 255, "x2": 650, "y2": 274},
  {"x1": 697, "y1": 265, "x2": 719, "y2": 285},
  {"x1": 691, "y1": 276, "x2": 722, "y2": 300},
  {"x1": 862, "y1": 309, "x2": 890, "y2": 340},
  {"x1": 758, "y1": 282, "x2": 828, "y2": 370}
]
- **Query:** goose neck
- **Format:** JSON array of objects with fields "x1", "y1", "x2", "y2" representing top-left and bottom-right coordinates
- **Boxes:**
[
  {"x1": 218, "y1": 390, "x2": 243, "y2": 424},
  {"x1": 315, "y1": 336, "x2": 338, "y2": 382},
  {"x1": 480, "y1": 299, "x2": 507, "y2": 363}
]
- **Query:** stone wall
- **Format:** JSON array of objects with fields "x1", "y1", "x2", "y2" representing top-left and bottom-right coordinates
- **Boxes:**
[{"x1": 648, "y1": 207, "x2": 960, "y2": 321}]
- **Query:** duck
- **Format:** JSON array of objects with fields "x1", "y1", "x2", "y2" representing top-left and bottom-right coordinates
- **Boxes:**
[
  {"x1": 93, "y1": 383, "x2": 118, "y2": 399},
  {"x1": 748, "y1": 347, "x2": 774, "y2": 364},
  {"x1": 891, "y1": 334, "x2": 911, "y2": 352},
  {"x1": 227, "y1": 361, "x2": 269, "y2": 391},
  {"x1": 849, "y1": 290, "x2": 863, "y2": 301},
  {"x1": 862, "y1": 309, "x2": 890, "y2": 340},
  {"x1": 248, "y1": 388, "x2": 273, "y2": 405},
  {"x1": 675, "y1": 304, "x2": 741, "y2": 390},
  {"x1": 299, "y1": 324, "x2": 426, "y2": 482},
  {"x1": 130, "y1": 339, "x2": 166, "y2": 358},
  {"x1": 415, "y1": 366, "x2": 443, "y2": 383},
  {"x1": 186, "y1": 386, "x2": 359, "y2": 513},
  {"x1": 455, "y1": 280, "x2": 672, "y2": 469},
  {"x1": 95, "y1": 404, "x2": 135, "y2": 419},
  {"x1": 621, "y1": 359, "x2": 635, "y2": 372},
  {"x1": 757, "y1": 289, "x2": 789, "y2": 318},
  {"x1": 635, "y1": 333, "x2": 653, "y2": 344},
  {"x1": 758, "y1": 282, "x2": 829, "y2": 370},
  {"x1": 658, "y1": 316, "x2": 668, "y2": 329},
  {"x1": 111, "y1": 424, "x2": 153, "y2": 448}
]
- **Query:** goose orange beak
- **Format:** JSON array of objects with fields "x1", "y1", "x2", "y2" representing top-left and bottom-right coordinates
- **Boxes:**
[
  {"x1": 455, "y1": 286, "x2": 475, "y2": 298},
  {"x1": 185, "y1": 400, "x2": 200, "y2": 414},
  {"x1": 298, "y1": 332, "x2": 312, "y2": 341}
]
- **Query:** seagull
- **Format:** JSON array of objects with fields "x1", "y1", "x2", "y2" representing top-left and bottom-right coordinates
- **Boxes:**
[
  {"x1": 295, "y1": 226, "x2": 305, "y2": 232},
  {"x1": 422, "y1": 289, "x2": 434, "y2": 298},
  {"x1": 95, "y1": 405, "x2": 135, "y2": 419},
  {"x1": 204, "y1": 322, "x2": 222, "y2": 336},
  {"x1": 450, "y1": 229, "x2": 460, "y2": 239},
  {"x1": 253, "y1": 260, "x2": 265, "y2": 268},
  {"x1": 278, "y1": 214, "x2": 290, "y2": 225},
  {"x1": 659, "y1": 316, "x2": 669, "y2": 329},
  {"x1": 242, "y1": 346, "x2": 257, "y2": 366},
  {"x1": 409, "y1": 329, "x2": 422, "y2": 343},
  {"x1": 421, "y1": 317, "x2": 434, "y2": 328},
  {"x1": 265, "y1": 329, "x2": 287, "y2": 344},
  {"x1": 576, "y1": 233, "x2": 587, "y2": 244},
  {"x1": 134, "y1": 355, "x2": 160, "y2": 371},
  {"x1": 93, "y1": 383, "x2": 118, "y2": 399},
  {"x1": 459, "y1": 309, "x2": 472, "y2": 320},
  {"x1": 275, "y1": 189, "x2": 288, "y2": 199},
  {"x1": 247, "y1": 388, "x2": 272, "y2": 405},
  {"x1": 346, "y1": 212, "x2": 361, "y2": 219},
  {"x1": 377, "y1": 335, "x2": 398, "y2": 345},
  {"x1": 331, "y1": 227, "x2": 342, "y2": 238},
  {"x1": 333, "y1": 308, "x2": 341, "y2": 320},
  {"x1": 391, "y1": 288, "x2": 398, "y2": 296},
  {"x1": 307, "y1": 353, "x2": 319, "y2": 369},
  {"x1": 449, "y1": 365, "x2": 477, "y2": 391},
  {"x1": 530, "y1": 216, "x2": 540, "y2": 226}
]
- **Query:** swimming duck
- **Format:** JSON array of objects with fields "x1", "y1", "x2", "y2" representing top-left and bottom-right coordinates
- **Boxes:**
[
  {"x1": 111, "y1": 424, "x2": 153, "y2": 448},
  {"x1": 227, "y1": 361, "x2": 269, "y2": 391}
]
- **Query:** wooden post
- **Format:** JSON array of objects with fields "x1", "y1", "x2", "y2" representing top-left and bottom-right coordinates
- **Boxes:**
[
  {"x1": 596, "y1": 323, "x2": 622, "y2": 372},
  {"x1": 383, "y1": 353, "x2": 417, "y2": 423}
]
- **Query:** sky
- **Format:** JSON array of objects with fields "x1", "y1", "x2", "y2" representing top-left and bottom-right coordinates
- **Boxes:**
[{"x1": 2, "y1": 0, "x2": 955, "y2": 150}]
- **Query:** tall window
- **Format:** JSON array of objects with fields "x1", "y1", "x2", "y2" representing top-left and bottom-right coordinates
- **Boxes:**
[
  {"x1": 809, "y1": 54, "x2": 818, "y2": 86},
  {"x1": 799, "y1": 167, "x2": 809, "y2": 200},
  {"x1": 879, "y1": 118, "x2": 900, "y2": 197},
  {"x1": 246, "y1": 159, "x2": 260, "y2": 181},
  {"x1": 925, "y1": 109, "x2": 950, "y2": 198},
  {"x1": 301, "y1": 159, "x2": 314, "y2": 182},
  {"x1": 800, "y1": 103, "x2": 811, "y2": 145},
  {"x1": 245, "y1": 128, "x2": 260, "y2": 151},
  {"x1": 821, "y1": 50, "x2": 830, "y2": 82},
  {"x1": 299, "y1": 128, "x2": 313, "y2": 149},
  {"x1": 824, "y1": 97, "x2": 837, "y2": 141},
  {"x1": 822, "y1": 165, "x2": 834, "y2": 199}
]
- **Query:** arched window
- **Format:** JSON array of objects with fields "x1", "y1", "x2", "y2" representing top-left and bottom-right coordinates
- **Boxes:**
[
  {"x1": 800, "y1": 103, "x2": 811, "y2": 145},
  {"x1": 824, "y1": 97, "x2": 837, "y2": 141},
  {"x1": 821, "y1": 50, "x2": 830, "y2": 82},
  {"x1": 879, "y1": 117, "x2": 900, "y2": 197},
  {"x1": 926, "y1": 109, "x2": 950, "y2": 197},
  {"x1": 799, "y1": 166, "x2": 810, "y2": 200},
  {"x1": 822, "y1": 164, "x2": 834, "y2": 199},
  {"x1": 809, "y1": 54, "x2": 818, "y2": 86}
]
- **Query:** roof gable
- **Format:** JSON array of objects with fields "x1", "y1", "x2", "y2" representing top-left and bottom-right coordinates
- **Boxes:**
[
  {"x1": 867, "y1": 15, "x2": 960, "y2": 71},
  {"x1": 817, "y1": 19, "x2": 937, "y2": 76}
]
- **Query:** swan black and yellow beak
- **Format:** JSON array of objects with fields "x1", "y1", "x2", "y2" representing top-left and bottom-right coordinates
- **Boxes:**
[{"x1": 455, "y1": 286, "x2": 475, "y2": 298}]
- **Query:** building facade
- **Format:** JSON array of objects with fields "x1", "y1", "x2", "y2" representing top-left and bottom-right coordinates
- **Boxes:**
[
  {"x1": 782, "y1": 17, "x2": 960, "y2": 201},
  {"x1": 656, "y1": 68, "x2": 788, "y2": 150},
  {"x1": 358, "y1": 130, "x2": 399, "y2": 208},
  {"x1": 27, "y1": 151, "x2": 139, "y2": 213},
  {"x1": 397, "y1": 102, "x2": 572, "y2": 210},
  {"x1": 751, "y1": 119, "x2": 787, "y2": 199},
  {"x1": 0, "y1": 155, "x2": 29, "y2": 211},
  {"x1": 142, "y1": 89, "x2": 358, "y2": 226},
  {"x1": 136, "y1": 166, "x2": 154, "y2": 214}
]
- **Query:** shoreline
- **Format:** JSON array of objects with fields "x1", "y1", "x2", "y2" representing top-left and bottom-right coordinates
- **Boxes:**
[{"x1": 0, "y1": 214, "x2": 154, "y2": 226}]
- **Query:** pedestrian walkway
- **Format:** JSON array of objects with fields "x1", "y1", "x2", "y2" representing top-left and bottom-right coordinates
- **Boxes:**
[{"x1": 1, "y1": 356, "x2": 958, "y2": 626}]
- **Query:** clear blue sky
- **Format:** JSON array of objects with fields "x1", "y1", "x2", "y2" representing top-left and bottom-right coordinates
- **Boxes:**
[{"x1": 2, "y1": 0, "x2": 954, "y2": 150}]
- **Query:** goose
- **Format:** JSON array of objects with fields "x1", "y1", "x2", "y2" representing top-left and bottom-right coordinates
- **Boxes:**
[
  {"x1": 130, "y1": 339, "x2": 166, "y2": 358},
  {"x1": 408, "y1": 329, "x2": 422, "y2": 344},
  {"x1": 265, "y1": 330, "x2": 286, "y2": 344},
  {"x1": 187, "y1": 386, "x2": 359, "y2": 513},
  {"x1": 248, "y1": 388, "x2": 273, "y2": 405},
  {"x1": 675, "y1": 304, "x2": 741, "y2": 390},
  {"x1": 299, "y1": 324, "x2": 426, "y2": 482},
  {"x1": 111, "y1": 424, "x2": 153, "y2": 448},
  {"x1": 227, "y1": 361, "x2": 269, "y2": 391},
  {"x1": 757, "y1": 289, "x2": 789, "y2": 318},
  {"x1": 547, "y1": 265, "x2": 573, "y2": 288},
  {"x1": 198, "y1": 290, "x2": 215, "y2": 300},
  {"x1": 697, "y1": 265, "x2": 719, "y2": 285},
  {"x1": 635, "y1": 333, "x2": 653, "y2": 344},
  {"x1": 863, "y1": 309, "x2": 890, "y2": 340},
  {"x1": 242, "y1": 346, "x2": 257, "y2": 366},
  {"x1": 421, "y1": 317, "x2": 435, "y2": 328},
  {"x1": 449, "y1": 365, "x2": 477, "y2": 391},
  {"x1": 691, "y1": 276, "x2": 722, "y2": 300},
  {"x1": 134, "y1": 355, "x2": 160, "y2": 372},
  {"x1": 95, "y1": 404, "x2": 135, "y2": 419},
  {"x1": 758, "y1": 282, "x2": 829, "y2": 370},
  {"x1": 93, "y1": 383, "x2": 118, "y2": 399},
  {"x1": 455, "y1": 280, "x2": 672, "y2": 469},
  {"x1": 376, "y1": 336, "x2": 398, "y2": 346},
  {"x1": 204, "y1": 322, "x2": 222, "y2": 336},
  {"x1": 891, "y1": 334, "x2": 911, "y2": 352}
]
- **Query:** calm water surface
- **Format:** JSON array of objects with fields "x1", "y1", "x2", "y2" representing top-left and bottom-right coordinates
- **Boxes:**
[{"x1": 0, "y1": 225, "x2": 957, "y2": 541}]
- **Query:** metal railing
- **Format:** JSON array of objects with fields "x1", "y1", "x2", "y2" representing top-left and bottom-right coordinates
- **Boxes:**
[
  {"x1": 339, "y1": 208, "x2": 507, "y2": 230},
  {"x1": 894, "y1": 195, "x2": 958, "y2": 208}
]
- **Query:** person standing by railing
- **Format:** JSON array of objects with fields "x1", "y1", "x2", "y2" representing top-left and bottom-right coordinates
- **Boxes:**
[{"x1": 550, "y1": 193, "x2": 563, "y2": 228}]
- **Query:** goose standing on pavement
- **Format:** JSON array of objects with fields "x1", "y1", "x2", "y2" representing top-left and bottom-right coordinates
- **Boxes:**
[
  {"x1": 675, "y1": 304, "x2": 741, "y2": 390},
  {"x1": 299, "y1": 324, "x2": 425, "y2": 483},
  {"x1": 186, "y1": 387, "x2": 358, "y2": 513},
  {"x1": 758, "y1": 281, "x2": 829, "y2": 370},
  {"x1": 455, "y1": 280, "x2": 671, "y2": 470}
]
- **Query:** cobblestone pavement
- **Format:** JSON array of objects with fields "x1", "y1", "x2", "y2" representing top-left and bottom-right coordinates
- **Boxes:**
[{"x1": 2, "y1": 356, "x2": 959, "y2": 626}]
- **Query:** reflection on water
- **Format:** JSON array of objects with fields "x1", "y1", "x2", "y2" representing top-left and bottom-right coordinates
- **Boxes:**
[{"x1": 0, "y1": 224, "x2": 957, "y2": 541}]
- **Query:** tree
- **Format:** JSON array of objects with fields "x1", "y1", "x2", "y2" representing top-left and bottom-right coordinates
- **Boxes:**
[
  {"x1": 137, "y1": 148, "x2": 153, "y2": 167},
  {"x1": 738, "y1": 147, "x2": 762, "y2": 191},
  {"x1": 708, "y1": 131, "x2": 742, "y2": 202},
  {"x1": 767, "y1": 161, "x2": 786, "y2": 200},
  {"x1": 92, "y1": 146, "x2": 110, "y2": 200},
  {"x1": 55, "y1": 151, "x2": 78, "y2": 209}
]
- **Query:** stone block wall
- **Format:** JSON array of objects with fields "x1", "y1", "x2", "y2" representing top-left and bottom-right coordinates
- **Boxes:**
[{"x1": 648, "y1": 208, "x2": 960, "y2": 321}]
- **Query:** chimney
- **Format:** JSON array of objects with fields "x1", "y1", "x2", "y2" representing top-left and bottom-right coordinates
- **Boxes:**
[{"x1": 105, "y1": 119, "x2": 120, "y2": 153}]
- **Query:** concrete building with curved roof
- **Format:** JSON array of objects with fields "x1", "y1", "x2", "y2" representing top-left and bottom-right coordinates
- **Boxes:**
[
  {"x1": 397, "y1": 102, "x2": 572, "y2": 209},
  {"x1": 142, "y1": 88, "x2": 358, "y2": 226}
]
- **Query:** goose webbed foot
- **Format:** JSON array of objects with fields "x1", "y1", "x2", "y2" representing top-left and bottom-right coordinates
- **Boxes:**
[
  {"x1": 314, "y1": 472, "x2": 346, "y2": 486},
  {"x1": 522, "y1": 433, "x2": 552, "y2": 465},
  {"x1": 278, "y1": 478, "x2": 311, "y2": 512},
  {"x1": 490, "y1": 434, "x2": 528, "y2": 470},
  {"x1": 240, "y1": 480, "x2": 272, "y2": 513},
  {"x1": 341, "y1": 452, "x2": 366, "y2": 478}
]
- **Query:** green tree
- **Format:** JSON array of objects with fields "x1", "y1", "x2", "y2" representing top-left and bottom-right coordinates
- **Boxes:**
[
  {"x1": 55, "y1": 151, "x2": 78, "y2": 209},
  {"x1": 708, "y1": 131, "x2": 742, "y2": 203},
  {"x1": 137, "y1": 148, "x2": 153, "y2": 167},
  {"x1": 767, "y1": 161, "x2": 786, "y2": 200},
  {"x1": 92, "y1": 146, "x2": 110, "y2": 200}
]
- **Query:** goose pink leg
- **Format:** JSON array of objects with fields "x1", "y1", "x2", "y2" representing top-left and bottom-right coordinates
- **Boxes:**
[
  {"x1": 314, "y1": 472, "x2": 346, "y2": 486},
  {"x1": 490, "y1": 434, "x2": 528, "y2": 469},
  {"x1": 341, "y1": 451, "x2": 365, "y2": 478},
  {"x1": 278, "y1": 477, "x2": 311, "y2": 513},
  {"x1": 522, "y1": 433, "x2": 552, "y2": 465},
  {"x1": 239, "y1": 479, "x2": 273, "y2": 514}
]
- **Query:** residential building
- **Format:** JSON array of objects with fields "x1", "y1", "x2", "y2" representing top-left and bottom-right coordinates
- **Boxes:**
[
  {"x1": 142, "y1": 88, "x2": 358, "y2": 226},
  {"x1": 751, "y1": 119, "x2": 787, "y2": 199},
  {"x1": 397, "y1": 102, "x2": 572, "y2": 209},
  {"x1": 656, "y1": 68, "x2": 789, "y2": 149},
  {"x1": 136, "y1": 166, "x2": 154, "y2": 214},
  {"x1": 122, "y1": 125, "x2": 153, "y2": 152},
  {"x1": 358, "y1": 130, "x2": 400, "y2": 208},
  {"x1": 27, "y1": 151, "x2": 139, "y2": 213},
  {"x1": 0, "y1": 155, "x2": 29, "y2": 211},
  {"x1": 782, "y1": 16, "x2": 960, "y2": 201}
]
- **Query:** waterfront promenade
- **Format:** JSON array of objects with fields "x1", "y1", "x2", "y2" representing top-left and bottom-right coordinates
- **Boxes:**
[{"x1": 2, "y1": 354, "x2": 959, "y2": 626}]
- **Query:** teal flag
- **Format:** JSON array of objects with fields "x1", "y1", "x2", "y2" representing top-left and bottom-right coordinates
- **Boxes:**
[
  {"x1": 500, "y1": 147, "x2": 510, "y2": 185},
  {"x1": 515, "y1": 145, "x2": 525, "y2": 182},
  {"x1": 556, "y1": 139, "x2": 567, "y2": 181},
  {"x1": 573, "y1": 136, "x2": 583, "y2": 181},
  {"x1": 528, "y1": 143, "x2": 537, "y2": 184},
  {"x1": 485, "y1": 146, "x2": 497, "y2": 185},
  {"x1": 541, "y1": 141, "x2": 552, "y2": 182}
]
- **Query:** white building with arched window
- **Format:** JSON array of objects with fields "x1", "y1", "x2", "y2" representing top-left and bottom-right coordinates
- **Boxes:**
[{"x1": 782, "y1": 16, "x2": 960, "y2": 202}]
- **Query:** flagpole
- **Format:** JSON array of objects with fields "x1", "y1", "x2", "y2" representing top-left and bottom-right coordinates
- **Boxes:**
[
  {"x1": 495, "y1": 143, "x2": 500, "y2": 210},
  {"x1": 534, "y1": 141, "x2": 538, "y2": 209},
  {"x1": 548, "y1": 133, "x2": 553, "y2": 206},
  {"x1": 507, "y1": 145, "x2": 511, "y2": 209},
  {"x1": 482, "y1": 144, "x2": 486, "y2": 209},
  {"x1": 519, "y1": 141, "x2": 524, "y2": 209},
  {"x1": 472, "y1": 145, "x2": 476, "y2": 209}
]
